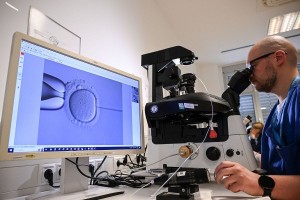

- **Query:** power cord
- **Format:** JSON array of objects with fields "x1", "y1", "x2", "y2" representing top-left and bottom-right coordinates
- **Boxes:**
[
  {"x1": 88, "y1": 163, "x2": 95, "y2": 185},
  {"x1": 43, "y1": 169, "x2": 59, "y2": 188},
  {"x1": 65, "y1": 157, "x2": 151, "y2": 188},
  {"x1": 117, "y1": 154, "x2": 146, "y2": 170}
]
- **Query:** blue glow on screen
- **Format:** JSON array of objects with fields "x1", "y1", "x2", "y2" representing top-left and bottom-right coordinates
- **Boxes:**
[{"x1": 8, "y1": 40, "x2": 142, "y2": 153}]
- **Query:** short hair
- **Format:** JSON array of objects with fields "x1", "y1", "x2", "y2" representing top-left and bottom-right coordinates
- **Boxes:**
[
  {"x1": 252, "y1": 122, "x2": 264, "y2": 130},
  {"x1": 256, "y1": 35, "x2": 298, "y2": 66}
]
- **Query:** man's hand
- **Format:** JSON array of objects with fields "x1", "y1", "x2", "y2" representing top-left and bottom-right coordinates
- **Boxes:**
[{"x1": 214, "y1": 161, "x2": 263, "y2": 196}]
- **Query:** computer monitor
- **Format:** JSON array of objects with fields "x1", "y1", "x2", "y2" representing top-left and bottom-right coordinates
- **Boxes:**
[{"x1": 0, "y1": 32, "x2": 144, "y2": 198}]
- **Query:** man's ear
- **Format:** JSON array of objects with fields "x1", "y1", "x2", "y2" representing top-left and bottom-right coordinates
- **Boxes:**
[{"x1": 275, "y1": 50, "x2": 287, "y2": 66}]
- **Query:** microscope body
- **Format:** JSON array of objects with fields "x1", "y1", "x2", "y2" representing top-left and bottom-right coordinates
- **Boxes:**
[
  {"x1": 142, "y1": 46, "x2": 257, "y2": 174},
  {"x1": 146, "y1": 114, "x2": 257, "y2": 173}
]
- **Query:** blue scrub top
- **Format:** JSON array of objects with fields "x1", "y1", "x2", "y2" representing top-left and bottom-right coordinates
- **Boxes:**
[{"x1": 261, "y1": 80, "x2": 300, "y2": 175}]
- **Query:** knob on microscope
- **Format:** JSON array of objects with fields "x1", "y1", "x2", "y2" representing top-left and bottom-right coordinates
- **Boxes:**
[
  {"x1": 178, "y1": 143, "x2": 199, "y2": 160},
  {"x1": 206, "y1": 146, "x2": 221, "y2": 161},
  {"x1": 226, "y1": 149, "x2": 235, "y2": 157},
  {"x1": 178, "y1": 145, "x2": 193, "y2": 158}
]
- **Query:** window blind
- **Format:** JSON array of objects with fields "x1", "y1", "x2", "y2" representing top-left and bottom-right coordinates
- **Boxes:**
[{"x1": 239, "y1": 94, "x2": 256, "y2": 122}]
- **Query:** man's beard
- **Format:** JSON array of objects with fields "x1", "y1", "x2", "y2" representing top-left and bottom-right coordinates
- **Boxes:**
[{"x1": 254, "y1": 65, "x2": 277, "y2": 93}]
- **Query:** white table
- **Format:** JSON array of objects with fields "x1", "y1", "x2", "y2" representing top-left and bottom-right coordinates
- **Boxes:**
[{"x1": 14, "y1": 182, "x2": 270, "y2": 200}]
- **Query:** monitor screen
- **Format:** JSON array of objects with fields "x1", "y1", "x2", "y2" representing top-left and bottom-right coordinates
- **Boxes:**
[{"x1": 0, "y1": 32, "x2": 144, "y2": 161}]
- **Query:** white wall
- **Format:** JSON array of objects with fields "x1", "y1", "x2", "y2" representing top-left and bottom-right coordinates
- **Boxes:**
[
  {"x1": 0, "y1": 0, "x2": 185, "y2": 120},
  {"x1": 0, "y1": 0, "x2": 196, "y2": 198},
  {"x1": 195, "y1": 63, "x2": 224, "y2": 96},
  {"x1": 180, "y1": 63, "x2": 224, "y2": 96}
]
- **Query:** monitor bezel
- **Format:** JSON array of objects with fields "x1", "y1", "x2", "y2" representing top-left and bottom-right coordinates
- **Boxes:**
[{"x1": 0, "y1": 32, "x2": 145, "y2": 161}]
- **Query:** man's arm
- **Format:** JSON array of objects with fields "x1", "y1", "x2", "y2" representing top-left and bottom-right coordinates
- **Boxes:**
[
  {"x1": 215, "y1": 161, "x2": 300, "y2": 199},
  {"x1": 270, "y1": 175, "x2": 300, "y2": 200}
]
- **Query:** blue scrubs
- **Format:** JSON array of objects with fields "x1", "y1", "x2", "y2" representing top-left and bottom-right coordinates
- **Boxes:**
[{"x1": 261, "y1": 78, "x2": 300, "y2": 175}]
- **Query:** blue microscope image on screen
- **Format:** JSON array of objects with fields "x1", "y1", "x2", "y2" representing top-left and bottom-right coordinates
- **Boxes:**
[
  {"x1": 41, "y1": 73, "x2": 100, "y2": 128},
  {"x1": 39, "y1": 60, "x2": 128, "y2": 145},
  {"x1": 65, "y1": 79, "x2": 100, "y2": 127},
  {"x1": 41, "y1": 73, "x2": 65, "y2": 110},
  {"x1": 14, "y1": 55, "x2": 137, "y2": 147}
]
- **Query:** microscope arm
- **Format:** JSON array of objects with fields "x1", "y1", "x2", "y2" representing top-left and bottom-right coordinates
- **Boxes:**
[{"x1": 221, "y1": 88, "x2": 240, "y2": 114}]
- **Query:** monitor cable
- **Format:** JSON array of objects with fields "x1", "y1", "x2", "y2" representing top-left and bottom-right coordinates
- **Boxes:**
[
  {"x1": 91, "y1": 155, "x2": 107, "y2": 185},
  {"x1": 128, "y1": 180, "x2": 155, "y2": 198}
]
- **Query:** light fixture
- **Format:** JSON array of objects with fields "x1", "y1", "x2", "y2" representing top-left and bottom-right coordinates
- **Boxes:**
[
  {"x1": 5, "y1": 2, "x2": 19, "y2": 11},
  {"x1": 267, "y1": 11, "x2": 300, "y2": 35}
]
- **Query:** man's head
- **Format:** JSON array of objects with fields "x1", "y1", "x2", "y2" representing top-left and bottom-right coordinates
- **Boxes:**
[{"x1": 247, "y1": 36, "x2": 298, "y2": 94}]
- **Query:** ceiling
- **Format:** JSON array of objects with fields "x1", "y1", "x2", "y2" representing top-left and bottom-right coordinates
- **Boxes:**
[{"x1": 154, "y1": 0, "x2": 300, "y2": 67}]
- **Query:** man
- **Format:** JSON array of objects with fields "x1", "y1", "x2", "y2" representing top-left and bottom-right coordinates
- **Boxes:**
[{"x1": 215, "y1": 35, "x2": 300, "y2": 199}]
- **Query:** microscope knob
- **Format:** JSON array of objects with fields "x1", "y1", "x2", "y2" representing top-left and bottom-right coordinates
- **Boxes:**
[
  {"x1": 178, "y1": 145, "x2": 193, "y2": 158},
  {"x1": 206, "y1": 147, "x2": 221, "y2": 161},
  {"x1": 226, "y1": 149, "x2": 234, "y2": 157}
]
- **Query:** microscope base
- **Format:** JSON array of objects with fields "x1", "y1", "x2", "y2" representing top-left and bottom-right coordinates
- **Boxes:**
[
  {"x1": 156, "y1": 184, "x2": 198, "y2": 200},
  {"x1": 156, "y1": 192, "x2": 194, "y2": 200}
]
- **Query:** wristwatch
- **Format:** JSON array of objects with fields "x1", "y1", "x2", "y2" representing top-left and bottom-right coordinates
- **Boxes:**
[{"x1": 258, "y1": 175, "x2": 275, "y2": 197}]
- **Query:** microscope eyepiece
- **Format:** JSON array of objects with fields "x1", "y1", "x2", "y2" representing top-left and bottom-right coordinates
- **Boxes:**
[{"x1": 227, "y1": 68, "x2": 252, "y2": 95}]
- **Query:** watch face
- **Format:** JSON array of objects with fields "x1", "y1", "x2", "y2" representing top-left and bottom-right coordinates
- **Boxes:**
[{"x1": 259, "y1": 175, "x2": 275, "y2": 189}]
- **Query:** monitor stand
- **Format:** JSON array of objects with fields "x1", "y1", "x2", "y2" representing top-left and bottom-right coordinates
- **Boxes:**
[
  {"x1": 25, "y1": 157, "x2": 124, "y2": 200},
  {"x1": 61, "y1": 157, "x2": 89, "y2": 194}
]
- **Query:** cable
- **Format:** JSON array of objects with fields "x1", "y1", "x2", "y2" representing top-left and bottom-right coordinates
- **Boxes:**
[
  {"x1": 92, "y1": 156, "x2": 107, "y2": 185},
  {"x1": 119, "y1": 153, "x2": 179, "y2": 173},
  {"x1": 110, "y1": 170, "x2": 151, "y2": 188},
  {"x1": 43, "y1": 169, "x2": 60, "y2": 188},
  {"x1": 65, "y1": 158, "x2": 99, "y2": 180},
  {"x1": 65, "y1": 157, "x2": 152, "y2": 188},
  {"x1": 128, "y1": 180, "x2": 154, "y2": 198},
  {"x1": 95, "y1": 156, "x2": 107, "y2": 175},
  {"x1": 89, "y1": 163, "x2": 95, "y2": 185},
  {"x1": 95, "y1": 170, "x2": 109, "y2": 178}
]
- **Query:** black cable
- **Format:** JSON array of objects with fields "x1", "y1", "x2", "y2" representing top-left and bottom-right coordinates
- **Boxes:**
[
  {"x1": 44, "y1": 169, "x2": 60, "y2": 188},
  {"x1": 65, "y1": 158, "x2": 97, "y2": 180},
  {"x1": 136, "y1": 154, "x2": 141, "y2": 165},
  {"x1": 142, "y1": 145, "x2": 147, "y2": 166},
  {"x1": 125, "y1": 155, "x2": 140, "y2": 168},
  {"x1": 144, "y1": 144, "x2": 147, "y2": 156},
  {"x1": 89, "y1": 163, "x2": 95, "y2": 185},
  {"x1": 123, "y1": 155, "x2": 128, "y2": 165},
  {"x1": 94, "y1": 156, "x2": 107, "y2": 176},
  {"x1": 65, "y1": 157, "x2": 152, "y2": 188},
  {"x1": 110, "y1": 170, "x2": 151, "y2": 188},
  {"x1": 95, "y1": 170, "x2": 109, "y2": 178},
  {"x1": 91, "y1": 156, "x2": 108, "y2": 185}
]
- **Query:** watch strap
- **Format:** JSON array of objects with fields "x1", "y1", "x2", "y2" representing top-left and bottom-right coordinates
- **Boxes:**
[{"x1": 263, "y1": 188, "x2": 272, "y2": 197}]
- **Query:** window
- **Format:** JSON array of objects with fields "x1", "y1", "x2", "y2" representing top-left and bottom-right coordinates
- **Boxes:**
[{"x1": 239, "y1": 94, "x2": 256, "y2": 122}]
